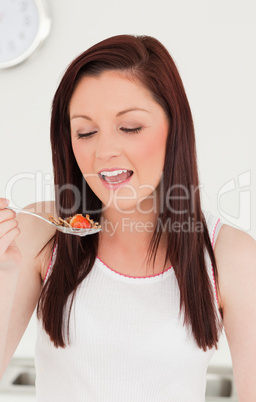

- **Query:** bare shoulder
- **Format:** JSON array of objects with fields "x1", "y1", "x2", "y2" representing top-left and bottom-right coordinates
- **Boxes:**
[
  {"x1": 214, "y1": 223, "x2": 256, "y2": 265},
  {"x1": 15, "y1": 200, "x2": 56, "y2": 280},
  {"x1": 213, "y1": 224, "x2": 256, "y2": 397},
  {"x1": 214, "y1": 223, "x2": 256, "y2": 309}
]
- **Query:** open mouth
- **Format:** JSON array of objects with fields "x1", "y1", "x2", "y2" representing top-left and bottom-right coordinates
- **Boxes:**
[{"x1": 98, "y1": 169, "x2": 133, "y2": 185}]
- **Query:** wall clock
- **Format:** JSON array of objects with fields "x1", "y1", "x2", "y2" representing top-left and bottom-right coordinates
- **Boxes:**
[{"x1": 0, "y1": 0, "x2": 51, "y2": 69}]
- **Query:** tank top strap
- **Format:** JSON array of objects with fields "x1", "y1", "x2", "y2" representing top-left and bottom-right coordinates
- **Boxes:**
[
  {"x1": 203, "y1": 209, "x2": 223, "y2": 250},
  {"x1": 44, "y1": 242, "x2": 58, "y2": 282}
]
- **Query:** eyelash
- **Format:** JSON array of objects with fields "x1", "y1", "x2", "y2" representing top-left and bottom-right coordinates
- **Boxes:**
[
  {"x1": 120, "y1": 127, "x2": 142, "y2": 134},
  {"x1": 76, "y1": 127, "x2": 142, "y2": 139},
  {"x1": 77, "y1": 131, "x2": 97, "y2": 139}
]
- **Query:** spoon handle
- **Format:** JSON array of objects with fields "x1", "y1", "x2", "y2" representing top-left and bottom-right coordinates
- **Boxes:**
[{"x1": 7, "y1": 206, "x2": 53, "y2": 225}]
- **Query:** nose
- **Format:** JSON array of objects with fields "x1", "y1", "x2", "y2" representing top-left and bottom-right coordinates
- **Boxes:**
[{"x1": 95, "y1": 130, "x2": 122, "y2": 160}]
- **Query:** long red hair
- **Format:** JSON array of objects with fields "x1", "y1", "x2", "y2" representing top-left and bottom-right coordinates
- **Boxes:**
[{"x1": 37, "y1": 34, "x2": 222, "y2": 350}]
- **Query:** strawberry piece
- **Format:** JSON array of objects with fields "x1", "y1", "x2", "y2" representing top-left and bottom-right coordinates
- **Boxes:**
[{"x1": 70, "y1": 214, "x2": 91, "y2": 229}]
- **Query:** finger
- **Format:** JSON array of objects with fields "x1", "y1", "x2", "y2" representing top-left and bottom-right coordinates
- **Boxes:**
[
  {"x1": 0, "y1": 219, "x2": 18, "y2": 239},
  {"x1": 0, "y1": 198, "x2": 9, "y2": 210},
  {"x1": 0, "y1": 227, "x2": 20, "y2": 257},
  {"x1": 0, "y1": 209, "x2": 16, "y2": 223}
]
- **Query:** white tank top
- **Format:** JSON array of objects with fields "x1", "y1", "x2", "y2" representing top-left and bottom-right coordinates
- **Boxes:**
[{"x1": 35, "y1": 211, "x2": 223, "y2": 401}]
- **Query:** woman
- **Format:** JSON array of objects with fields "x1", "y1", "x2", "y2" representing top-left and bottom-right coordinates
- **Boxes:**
[{"x1": 0, "y1": 34, "x2": 255, "y2": 401}]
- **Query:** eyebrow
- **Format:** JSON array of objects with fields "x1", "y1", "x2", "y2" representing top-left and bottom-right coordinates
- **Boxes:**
[{"x1": 70, "y1": 108, "x2": 150, "y2": 121}]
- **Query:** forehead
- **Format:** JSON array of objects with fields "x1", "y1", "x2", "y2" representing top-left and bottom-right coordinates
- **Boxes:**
[{"x1": 69, "y1": 70, "x2": 156, "y2": 110}]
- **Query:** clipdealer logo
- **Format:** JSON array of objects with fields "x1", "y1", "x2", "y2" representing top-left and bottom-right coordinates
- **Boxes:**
[{"x1": 4, "y1": 170, "x2": 253, "y2": 232}]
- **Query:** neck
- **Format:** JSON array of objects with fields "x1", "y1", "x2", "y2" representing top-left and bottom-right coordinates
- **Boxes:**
[
  {"x1": 97, "y1": 199, "x2": 170, "y2": 276},
  {"x1": 100, "y1": 201, "x2": 158, "y2": 248}
]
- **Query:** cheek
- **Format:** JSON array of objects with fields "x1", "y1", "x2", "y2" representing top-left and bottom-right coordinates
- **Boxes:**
[
  {"x1": 129, "y1": 128, "x2": 167, "y2": 203},
  {"x1": 137, "y1": 127, "x2": 167, "y2": 170},
  {"x1": 72, "y1": 141, "x2": 92, "y2": 173}
]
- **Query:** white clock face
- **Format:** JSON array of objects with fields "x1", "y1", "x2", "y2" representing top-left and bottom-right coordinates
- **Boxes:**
[{"x1": 0, "y1": 0, "x2": 50, "y2": 68}]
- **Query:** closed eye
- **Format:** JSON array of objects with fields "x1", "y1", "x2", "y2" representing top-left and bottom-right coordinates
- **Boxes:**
[
  {"x1": 76, "y1": 127, "x2": 142, "y2": 139},
  {"x1": 77, "y1": 131, "x2": 97, "y2": 139},
  {"x1": 120, "y1": 127, "x2": 142, "y2": 134}
]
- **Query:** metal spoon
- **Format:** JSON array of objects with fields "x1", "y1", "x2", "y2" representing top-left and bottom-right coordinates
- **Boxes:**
[{"x1": 7, "y1": 206, "x2": 101, "y2": 237}]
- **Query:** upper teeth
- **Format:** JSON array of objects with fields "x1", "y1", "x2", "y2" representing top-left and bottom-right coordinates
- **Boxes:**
[{"x1": 100, "y1": 169, "x2": 129, "y2": 177}]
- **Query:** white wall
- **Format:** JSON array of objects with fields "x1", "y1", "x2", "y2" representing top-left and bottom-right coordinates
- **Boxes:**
[{"x1": 1, "y1": 0, "x2": 255, "y2": 366}]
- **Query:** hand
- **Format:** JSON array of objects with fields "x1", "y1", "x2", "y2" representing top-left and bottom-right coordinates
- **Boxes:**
[{"x1": 0, "y1": 198, "x2": 22, "y2": 265}]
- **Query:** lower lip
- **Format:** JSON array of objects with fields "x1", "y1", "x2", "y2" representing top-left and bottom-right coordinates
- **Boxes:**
[{"x1": 99, "y1": 174, "x2": 133, "y2": 190}]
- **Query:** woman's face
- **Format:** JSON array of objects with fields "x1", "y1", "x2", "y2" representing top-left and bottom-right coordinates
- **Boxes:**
[{"x1": 70, "y1": 70, "x2": 169, "y2": 214}]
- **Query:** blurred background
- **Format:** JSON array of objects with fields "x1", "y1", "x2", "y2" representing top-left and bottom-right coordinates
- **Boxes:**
[{"x1": 0, "y1": 0, "x2": 255, "y2": 398}]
